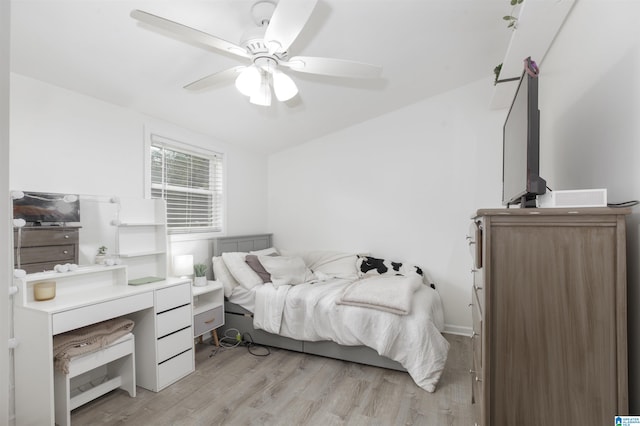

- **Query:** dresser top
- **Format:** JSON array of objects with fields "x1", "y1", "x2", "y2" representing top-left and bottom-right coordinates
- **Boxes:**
[{"x1": 475, "y1": 207, "x2": 631, "y2": 217}]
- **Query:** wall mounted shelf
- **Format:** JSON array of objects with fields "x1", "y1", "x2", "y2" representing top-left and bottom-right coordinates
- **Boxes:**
[
  {"x1": 490, "y1": 0, "x2": 575, "y2": 109},
  {"x1": 113, "y1": 198, "x2": 167, "y2": 282}
]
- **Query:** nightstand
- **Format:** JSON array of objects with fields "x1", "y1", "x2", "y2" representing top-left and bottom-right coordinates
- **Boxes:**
[{"x1": 192, "y1": 280, "x2": 224, "y2": 346}]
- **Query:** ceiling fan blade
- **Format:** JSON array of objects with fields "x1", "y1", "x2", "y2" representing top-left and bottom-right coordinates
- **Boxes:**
[
  {"x1": 184, "y1": 66, "x2": 245, "y2": 91},
  {"x1": 282, "y1": 56, "x2": 382, "y2": 79},
  {"x1": 131, "y1": 9, "x2": 249, "y2": 59},
  {"x1": 264, "y1": 0, "x2": 318, "y2": 53}
]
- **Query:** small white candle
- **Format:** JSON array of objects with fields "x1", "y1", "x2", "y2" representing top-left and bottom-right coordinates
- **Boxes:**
[{"x1": 34, "y1": 281, "x2": 56, "y2": 301}]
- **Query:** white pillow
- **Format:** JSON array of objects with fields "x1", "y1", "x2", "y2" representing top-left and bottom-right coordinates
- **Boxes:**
[
  {"x1": 221, "y1": 252, "x2": 263, "y2": 290},
  {"x1": 212, "y1": 256, "x2": 239, "y2": 297},
  {"x1": 258, "y1": 255, "x2": 315, "y2": 287},
  {"x1": 298, "y1": 250, "x2": 360, "y2": 280},
  {"x1": 250, "y1": 247, "x2": 279, "y2": 256}
]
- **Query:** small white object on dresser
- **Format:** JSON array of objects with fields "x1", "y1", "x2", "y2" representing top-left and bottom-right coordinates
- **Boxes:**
[{"x1": 192, "y1": 280, "x2": 224, "y2": 346}]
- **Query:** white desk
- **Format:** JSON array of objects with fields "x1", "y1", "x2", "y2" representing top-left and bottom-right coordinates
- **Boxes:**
[{"x1": 13, "y1": 265, "x2": 193, "y2": 425}]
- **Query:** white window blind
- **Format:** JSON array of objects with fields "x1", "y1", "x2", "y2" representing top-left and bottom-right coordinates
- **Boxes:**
[{"x1": 150, "y1": 138, "x2": 224, "y2": 234}]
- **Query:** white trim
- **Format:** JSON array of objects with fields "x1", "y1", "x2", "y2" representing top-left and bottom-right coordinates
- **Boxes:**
[
  {"x1": 2, "y1": 1, "x2": 12, "y2": 423},
  {"x1": 443, "y1": 324, "x2": 472, "y2": 336},
  {"x1": 142, "y1": 124, "x2": 228, "y2": 235},
  {"x1": 168, "y1": 231, "x2": 225, "y2": 243}
]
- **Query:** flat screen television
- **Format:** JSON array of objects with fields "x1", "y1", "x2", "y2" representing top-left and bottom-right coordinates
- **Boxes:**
[
  {"x1": 13, "y1": 191, "x2": 80, "y2": 225},
  {"x1": 502, "y1": 63, "x2": 546, "y2": 208}
]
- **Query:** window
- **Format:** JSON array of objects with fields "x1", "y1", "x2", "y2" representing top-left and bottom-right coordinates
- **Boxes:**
[{"x1": 149, "y1": 135, "x2": 224, "y2": 234}]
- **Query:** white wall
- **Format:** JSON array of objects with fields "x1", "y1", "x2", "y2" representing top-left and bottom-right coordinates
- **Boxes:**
[
  {"x1": 267, "y1": 79, "x2": 505, "y2": 332},
  {"x1": 1, "y1": 0, "x2": 11, "y2": 424},
  {"x1": 10, "y1": 74, "x2": 270, "y2": 272},
  {"x1": 536, "y1": 0, "x2": 640, "y2": 413}
]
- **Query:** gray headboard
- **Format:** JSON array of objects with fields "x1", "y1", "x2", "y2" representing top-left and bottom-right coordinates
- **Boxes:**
[{"x1": 212, "y1": 234, "x2": 273, "y2": 256}]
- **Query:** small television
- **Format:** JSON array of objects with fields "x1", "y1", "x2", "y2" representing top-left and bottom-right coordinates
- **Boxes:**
[
  {"x1": 502, "y1": 59, "x2": 546, "y2": 208},
  {"x1": 13, "y1": 191, "x2": 80, "y2": 225}
]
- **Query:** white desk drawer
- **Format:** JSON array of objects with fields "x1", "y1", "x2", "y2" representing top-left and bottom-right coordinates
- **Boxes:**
[
  {"x1": 157, "y1": 328, "x2": 193, "y2": 363},
  {"x1": 156, "y1": 305, "x2": 191, "y2": 338},
  {"x1": 52, "y1": 292, "x2": 153, "y2": 335},
  {"x1": 158, "y1": 349, "x2": 193, "y2": 389},
  {"x1": 193, "y1": 305, "x2": 223, "y2": 337},
  {"x1": 156, "y1": 283, "x2": 191, "y2": 313}
]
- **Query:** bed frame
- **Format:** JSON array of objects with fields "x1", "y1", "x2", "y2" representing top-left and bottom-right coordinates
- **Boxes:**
[{"x1": 214, "y1": 234, "x2": 405, "y2": 372}]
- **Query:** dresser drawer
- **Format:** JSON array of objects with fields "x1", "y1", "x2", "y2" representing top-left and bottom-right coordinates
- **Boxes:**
[
  {"x1": 473, "y1": 274, "x2": 485, "y2": 314},
  {"x1": 156, "y1": 284, "x2": 191, "y2": 312},
  {"x1": 472, "y1": 370, "x2": 483, "y2": 426},
  {"x1": 53, "y1": 292, "x2": 154, "y2": 335},
  {"x1": 157, "y1": 327, "x2": 193, "y2": 363},
  {"x1": 158, "y1": 349, "x2": 193, "y2": 389},
  {"x1": 14, "y1": 228, "x2": 79, "y2": 247},
  {"x1": 193, "y1": 305, "x2": 223, "y2": 337},
  {"x1": 156, "y1": 304, "x2": 192, "y2": 337},
  {"x1": 17, "y1": 245, "x2": 76, "y2": 264},
  {"x1": 472, "y1": 295, "x2": 482, "y2": 370}
]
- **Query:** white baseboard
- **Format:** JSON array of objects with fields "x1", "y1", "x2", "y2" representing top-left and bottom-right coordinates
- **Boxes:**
[{"x1": 443, "y1": 324, "x2": 472, "y2": 336}]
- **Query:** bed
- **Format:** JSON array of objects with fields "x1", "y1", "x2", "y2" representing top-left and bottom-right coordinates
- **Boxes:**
[{"x1": 212, "y1": 234, "x2": 449, "y2": 393}]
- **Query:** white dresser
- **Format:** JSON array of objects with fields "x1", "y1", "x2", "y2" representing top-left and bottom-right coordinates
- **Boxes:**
[{"x1": 129, "y1": 281, "x2": 194, "y2": 391}]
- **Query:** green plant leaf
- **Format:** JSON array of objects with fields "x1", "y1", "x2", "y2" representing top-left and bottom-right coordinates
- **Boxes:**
[
  {"x1": 193, "y1": 263, "x2": 208, "y2": 277},
  {"x1": 503, "y1": 15, "x2": 514, "y2": 20},
  {"x1": 493, "y1": 63, "x2": 503, "y2": 86},
  {"x1": 511, "y1": 0, "x2": 518, "y2": 5}
]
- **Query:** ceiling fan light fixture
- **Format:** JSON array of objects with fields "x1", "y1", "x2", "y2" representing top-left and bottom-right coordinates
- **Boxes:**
[
  {"x1": 235, "y1": 65, "x2": 261, "y2": 97},
  {"x1": 132, "y1": 0, "x2": 382, "y2": 106},
  {"x1": 273, "y1": 69, "x2": 298, "y2": 102},
  {"x1": 249, "y1": 72, "x2": 272, "y2": 106}
]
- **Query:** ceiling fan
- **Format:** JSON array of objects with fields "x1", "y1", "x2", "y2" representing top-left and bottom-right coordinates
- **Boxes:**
[{"x1": 130, "y1": 0, "x2": 382, "y2": 106}]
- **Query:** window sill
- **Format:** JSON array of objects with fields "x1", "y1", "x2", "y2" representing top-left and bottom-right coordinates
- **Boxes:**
[{"x1": 168, "y1": 231, "x2": 225, "y2": 243}]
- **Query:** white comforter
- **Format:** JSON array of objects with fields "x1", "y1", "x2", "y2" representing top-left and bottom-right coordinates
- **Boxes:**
[{"x1": 251, "y1": 277, "x2": 449, "y2": 393}]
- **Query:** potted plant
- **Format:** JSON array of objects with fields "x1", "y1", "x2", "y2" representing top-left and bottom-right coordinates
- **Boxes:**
[
  {"x1": 95, "y1": 246, "x2": 108, "y2": 265},
  {"x1": 193, "y1": 263, "x2": 208, "y2": 287}
]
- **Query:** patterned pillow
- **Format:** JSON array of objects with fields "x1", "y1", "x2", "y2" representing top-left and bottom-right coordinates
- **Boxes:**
[{"x1": 356, "y1": 256, "x2": 424, "y2": 279}]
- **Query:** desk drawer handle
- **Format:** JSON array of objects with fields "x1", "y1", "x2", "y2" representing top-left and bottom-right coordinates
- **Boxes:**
[
  {"x1": 64, "y1": 235, "x2": 69, "y2": 239},
  {"x1": 204, "y1": 317, "x2": 216, "y2": 324},
  {"x1": 63, "y1": 250, "x2": 69, "y2": 254}
]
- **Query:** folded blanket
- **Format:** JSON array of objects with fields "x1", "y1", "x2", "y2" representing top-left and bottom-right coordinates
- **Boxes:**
[
  {"x1": 337, "y1": 274, "x2": 422, "y2": 315},
  {"x1": 53, "y1": 317, "x2": 135, "y2": 374},
  {"x1": 253, "y1": 283, "x2": 290, "y2": 334}
]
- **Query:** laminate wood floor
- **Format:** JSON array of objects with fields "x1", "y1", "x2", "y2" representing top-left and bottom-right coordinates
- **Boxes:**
[{"x1": 71, "y1": 333, "x2": 473, "y2": 426}]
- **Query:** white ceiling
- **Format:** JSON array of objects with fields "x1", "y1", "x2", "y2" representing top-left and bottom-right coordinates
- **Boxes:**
[{"x1": 10, "y1": 0, "x2": 512, "y2": 154}]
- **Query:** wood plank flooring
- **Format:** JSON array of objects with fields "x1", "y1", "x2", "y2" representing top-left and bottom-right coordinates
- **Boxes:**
[{"x1": 71, "y1": 333, "x2": 473, "y2": 425}]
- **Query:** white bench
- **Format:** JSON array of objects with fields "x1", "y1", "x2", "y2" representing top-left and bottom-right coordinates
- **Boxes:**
[{"x1": 54, "y1": 333, "x2": 136, "y2": 426}]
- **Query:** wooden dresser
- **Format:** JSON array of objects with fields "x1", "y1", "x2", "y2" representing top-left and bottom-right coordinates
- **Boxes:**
[
  {"x1": 13, "y1": 226, "x2": 80, "y2": 273},
  {"x1": 469, "y1": 207, "x2": 629, "y2": 426}
]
